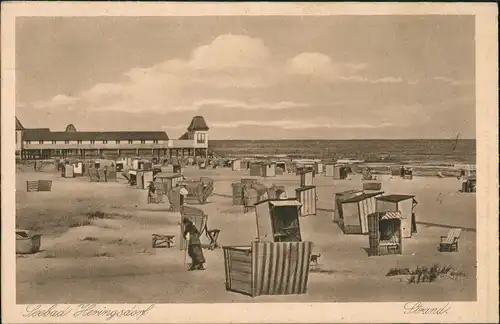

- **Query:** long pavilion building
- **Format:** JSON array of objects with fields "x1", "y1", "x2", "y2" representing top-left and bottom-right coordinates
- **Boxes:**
[{"x1": 15, "y1": 116, "x2": 210, "y2": 161}]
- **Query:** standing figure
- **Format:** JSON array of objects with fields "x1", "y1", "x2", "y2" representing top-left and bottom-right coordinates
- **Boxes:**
[
  {"x1": 103, "y1": 165, "x2": 108, "y2": 182},
  {"x1": 182, "y1": 218, "x2": 206, "y2": 271},
  {"x1": 147, "y1": 181, "x2": 156, "y2": 203}
]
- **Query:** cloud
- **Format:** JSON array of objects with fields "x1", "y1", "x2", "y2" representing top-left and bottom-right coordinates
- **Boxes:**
[
  {"x1": 432, "y1": 76, "x2": 474, "y2": 86},
  {"x1": 211, "y1": 119, "x2": 394, "y2": 130},
  {"x1": 32, "y1": 94, "x2": 79, "y2": 109},
  {"x1": 24, "y1": 33, "x2": 461, "y2": 123},
  {"x1": 339, "y1": 76, "x2": 404, "y2": 84},
  {"x1": 81, "y1": 83, "x2": 124, "y2": 101},
  {"x1": 188, "y1": 99, "x2": 309, "y2": 110},
  {"x1": 286, "y1": 52, "x2": 368, "y2": 80},
  {"x1": 38, "y1": 34, "x2": 283, "y2": 113},
  {"x1": 287, "y1": 53, "x2": 337, "y2": 77},
  {"x1": 286, "y1": 52, "x2": 405, "y2": 84},
  {"x1": 188, "y1": 34, "x2": 271, "y2": 70}
]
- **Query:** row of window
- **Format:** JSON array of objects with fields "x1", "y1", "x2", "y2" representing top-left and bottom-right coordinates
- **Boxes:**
[
  {"x1": 26, "y1": 140, "x2": 160, "y2": 144},
  {"x1": 196, "y1": 133, "x2": 206, "y2": 144}
]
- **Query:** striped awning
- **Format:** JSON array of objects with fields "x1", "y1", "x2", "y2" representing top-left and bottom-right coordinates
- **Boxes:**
[{"x1": 380, "y1": 211, "x2": 402, "y2": 220}]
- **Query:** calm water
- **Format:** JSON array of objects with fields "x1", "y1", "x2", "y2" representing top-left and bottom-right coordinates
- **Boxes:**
[{"x1": 209, "y1": 139, "x2": 476, "y2": 164}]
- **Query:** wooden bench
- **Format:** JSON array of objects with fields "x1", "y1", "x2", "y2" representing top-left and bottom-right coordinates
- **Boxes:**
[
  {"x1": 206, "y1": 229, "x2": 221, "y2": 250},
  {"x1": 439, "y1": 228, "x2": 462, "y2": 252},
  {"x1": 152, "y1": 234, "x2": 175, "y2": 248}
]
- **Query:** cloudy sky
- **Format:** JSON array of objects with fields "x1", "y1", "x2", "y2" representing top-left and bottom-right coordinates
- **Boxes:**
[{"x1": 16, "y1": 15, "x2": 475, "y2": 139}]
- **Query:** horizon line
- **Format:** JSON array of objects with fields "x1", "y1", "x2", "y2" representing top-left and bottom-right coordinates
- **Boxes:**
[{"x1": 209, "y1": 138, "x2": 477, "y2": 141}]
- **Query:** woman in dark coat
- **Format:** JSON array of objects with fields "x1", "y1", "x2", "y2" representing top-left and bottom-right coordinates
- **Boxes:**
[
  {"x1": 182, "y1": 218, "x2": 206, "y2": 271},
  {"x1": 147, "y1": 181, "x2": 156, "y2": 203}
]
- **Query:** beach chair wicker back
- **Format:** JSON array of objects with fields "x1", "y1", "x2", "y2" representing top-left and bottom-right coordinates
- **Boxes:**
[
  {"x1": 180, "y1": 206, "x2": 207, "y2": 250},
  {"x1": 250, "y1": 183, "x2": 269, "y2": 202}
]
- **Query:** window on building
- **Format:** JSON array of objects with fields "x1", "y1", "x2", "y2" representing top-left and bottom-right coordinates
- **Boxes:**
[
  {"x1": 65, "y1": 140, "x2": 70, "y2": 144},
  {"x1": 153, "y1": 140, "x2": 158, "y2": 144},
  {"x1": 128, "y1": 140, "x2": 133, "y2": 144},
  {"x1": 116, "y1": 140, "x2": 121, "y2": 144},
  {"x1": 140, "y1": 140, "x2": 146, "y2": 144},
  {"x1": 196, "y1": 133, "x2": 206, "y2": 144},
  {"x1": 39, "y1": 140, "x2": 44, "y2": 144},
  {"x1": 102, "y1": 140, "x2": 108, "y2": 144},
  {"x1": 77, "y1": 140, "x2": 82, "y2": 144},
  {"x1": 26, "y1": 140, "x2": 31, "y2": 144},
  {"x1": 52, "y1": 141, "x2": 56, "y2": 144},
  {"x1": 90, "y1": 140, "x2": 95, "y2": 144}
]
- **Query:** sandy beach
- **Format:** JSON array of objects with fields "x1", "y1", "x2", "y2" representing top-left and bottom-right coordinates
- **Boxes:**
[{"x1": 16, "y1": 164, "x2": 476, "y2": 303}]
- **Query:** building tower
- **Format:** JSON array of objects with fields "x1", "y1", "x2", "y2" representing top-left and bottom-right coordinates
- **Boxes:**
[
  {"x1": 65, "y1": 124, "x2": 77, "y2": 132},
  {"x1": 188, "y1": 116, "x2": 209, "y2": 146},
  {"x1": 178, "y1": 116, "x2": 209, "y2": 158}
]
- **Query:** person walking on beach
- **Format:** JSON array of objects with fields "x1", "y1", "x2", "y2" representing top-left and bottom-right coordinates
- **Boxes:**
[
  {"x1": 182, "y1": 218, "x2": 206, "y2": 271},
  {"x1": 103, "y1": 165, "x2": 108, "y2": 182},
  {"x1": 147, "y1": 181, "x2": 156, "y2": 203}
]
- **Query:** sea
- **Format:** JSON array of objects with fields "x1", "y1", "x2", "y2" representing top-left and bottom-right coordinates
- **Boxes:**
[{"x1": 209, "y1": 139, "x2": 476, "y2": 166}]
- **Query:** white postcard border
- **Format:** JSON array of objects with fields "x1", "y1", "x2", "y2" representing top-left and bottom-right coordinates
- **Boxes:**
[{"x1": 1, "y1": 2, "x2": 498, "y2": 323}]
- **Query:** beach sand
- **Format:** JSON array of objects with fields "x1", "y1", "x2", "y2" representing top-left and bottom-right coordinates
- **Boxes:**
[{"x1": 15, "y1": 165, "x2": 476, "y2": 303}]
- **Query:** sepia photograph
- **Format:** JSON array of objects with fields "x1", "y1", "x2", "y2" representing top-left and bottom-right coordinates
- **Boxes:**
[{"x1": 2, "y1": 2, "x2": 498, "y2": 323}]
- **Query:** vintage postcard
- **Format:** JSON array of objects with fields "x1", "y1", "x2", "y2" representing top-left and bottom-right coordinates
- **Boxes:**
[{"x1": 2, "y1": 2, "x2": 498, "y2": 323}]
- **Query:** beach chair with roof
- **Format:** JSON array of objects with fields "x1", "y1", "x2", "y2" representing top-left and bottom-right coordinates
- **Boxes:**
[{"x1": 439, "y1": 228, "x2": 462, "y2": 252}]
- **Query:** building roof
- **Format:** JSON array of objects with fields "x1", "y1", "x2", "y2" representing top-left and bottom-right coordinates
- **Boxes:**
[
  {"x1": 343, "y1": 191, "x2": 384, "y2": 203},
  {"x1": 65, "y1": 124, "x2": 77, "y2": 132},
  {"x1": 23, "y1": 131, "x2": 170, "y2": 141},
  {"x1": 375, "y1": 194, "x2": 415, "y2": 203},
  {"x1": 23, "y1": 128, "x2": 51, "y2": 139},
  {"x1": 178, "y1": 132, "x2": 190, "y2": 140},
  {"x1": 336, "y1": 189, "x2": 364, "y2": 197},
  {"x1": 296, "y1": 185, "x2": 316, "y2": 192},
  {"x1": 187, "y1": 116, "x2": 209, "y2": 132},
  {"x1": 154, "y1": 172, "x2": 184, "y2": 179},
  {"x1": 15, "y1": 117, "x2": 25, "y2": 130},
  {"x1": 270, "y1": 200, "x2": 302, "y2": 207}
]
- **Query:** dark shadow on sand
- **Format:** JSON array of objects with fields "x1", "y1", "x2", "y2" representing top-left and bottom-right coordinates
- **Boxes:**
[{"x1": 416, "y1": 221, "x2": 475, "y2": 232}]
